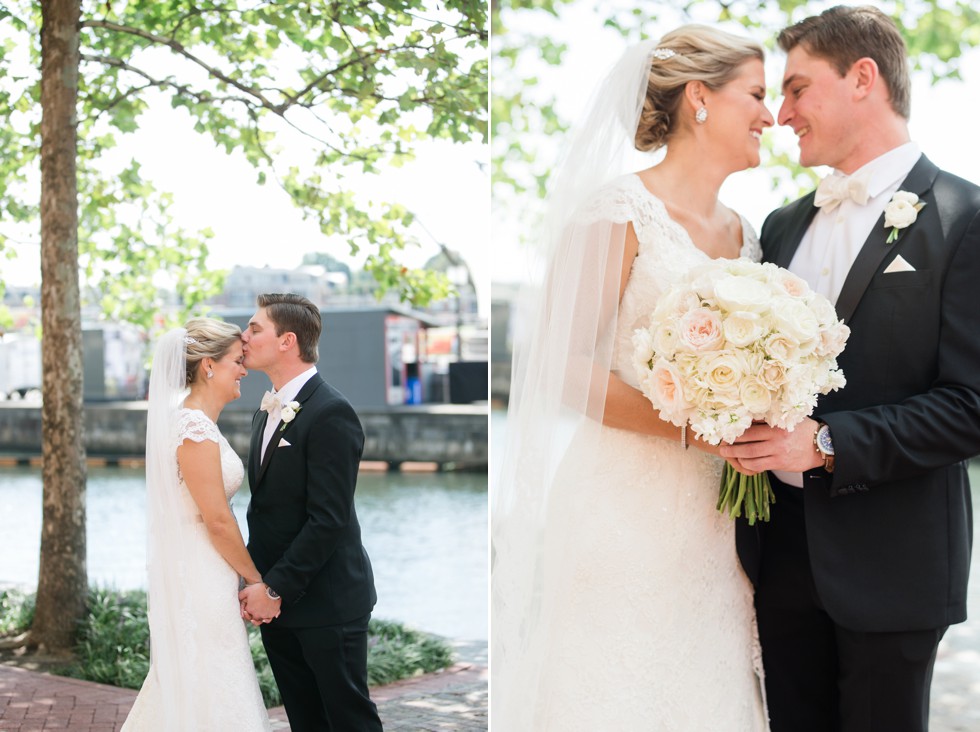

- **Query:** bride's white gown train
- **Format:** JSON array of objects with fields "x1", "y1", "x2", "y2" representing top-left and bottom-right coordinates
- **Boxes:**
[
  {"x1": 122, "y1": 409, "x2": 271, "y2": 731},
  {"x1": 531, "y1": 175, "x2": 769, "y2": 731}
]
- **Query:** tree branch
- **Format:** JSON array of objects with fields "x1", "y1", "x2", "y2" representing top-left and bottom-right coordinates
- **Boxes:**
[
  {"x1": 79, "y1": 19, "x2": 285, "y2": 113},
  {"x1": 80, "y1": 53, "x2": 262, "y2": 112},
  {"x1": 403, "y1": 10, "x2": 488, "y2": 41}
]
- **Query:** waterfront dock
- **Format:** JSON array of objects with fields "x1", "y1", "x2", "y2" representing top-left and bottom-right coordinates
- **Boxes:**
[{"x1": 0, "y1": 403, "x2": 488, "y2": 472}]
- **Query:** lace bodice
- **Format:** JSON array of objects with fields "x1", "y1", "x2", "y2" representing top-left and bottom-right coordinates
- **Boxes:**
[
  {"x1": 583, "y1": 174, "x2": 762, "y2": 387},
  {"x1": 175, "y1": 408, "x2": 245, "y2": 500}
]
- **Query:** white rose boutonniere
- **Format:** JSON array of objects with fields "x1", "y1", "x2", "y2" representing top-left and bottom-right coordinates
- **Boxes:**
[
  {"x1": 884, "y1": 190, "x2": 926, "y2": 244},
  {"x1": 279, "y1": 401, "x2": 302, "y2": 432}
]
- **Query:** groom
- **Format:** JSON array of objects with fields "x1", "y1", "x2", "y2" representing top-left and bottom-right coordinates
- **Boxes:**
[
  {"x1": 239, "y1": 293, "x2": 382, "y2": 732},
  {"x1": 723, "y1": 6, "x2": 980, "y2": 732}
]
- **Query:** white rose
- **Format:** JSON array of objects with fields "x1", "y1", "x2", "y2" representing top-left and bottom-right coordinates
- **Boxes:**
[
  {"x1": 764, "y1": 333, "x2": 799, "y2": 364},
  {"x1": 674, "y1": 289, "x2": 703, "y2": 316},
  {"x1": 772, "y1": 298, "x2": 820, "y2": 343},
  {"x1": 884, "y1": 192, "x2": 920, "y2": 229},
  {"x1": 722, "y1": 310, "x2": 765, "y2": 347},
  {"x1": 891, "y1": 190, "x2": 919, "y2": 205},
  {"x1": 758, "y1": 360, "x2": 788, "y2": 391},
  {"x1": 688, "y1": 267, "x2": 726, "y2": 301},
  {"x1": 280, "y1": 401, "x2": 301, "y2": 423},
  {"x1": 713, "y1": 274, "x2": 773, "y2": 313},
  {"x1": 678, "y1": 307, "x2": 725, "y2": 351},
  {"x1": 726, "y1": 258, "x2": 765, "y2": 279},
  {"x1": 739, "y1": 376, "x2": 773, "y2": 416},
  {"x1": 700, "y1": 352, "x2": 744, "y2": 394},
  {"x1": 632, "y1": 328, "x2": 657, "y2": 377},
  {"x1": 653, "y1": 324, "x2": 681, "y2": 359}
]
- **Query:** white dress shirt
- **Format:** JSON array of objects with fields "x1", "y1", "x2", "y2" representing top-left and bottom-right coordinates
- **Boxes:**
[
  {"x1": 773, "y1": 142, "x2": 921, "y2": 488},
  {"x1": 260, "y1": 365, "x2": 319, "y2": 462}
]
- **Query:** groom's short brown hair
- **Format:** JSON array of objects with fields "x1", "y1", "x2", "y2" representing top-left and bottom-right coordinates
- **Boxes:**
[
  {"x1": 778, "y1": 5, "x2": 911, "y2": 120},
  {"x1": 257, "y1": 293, "x2": 321, "y2": 363}
]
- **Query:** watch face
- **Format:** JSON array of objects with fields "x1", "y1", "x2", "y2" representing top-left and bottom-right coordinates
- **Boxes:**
[{"x1": 817, "y1": 425, "x2": 834, "y2": 455}]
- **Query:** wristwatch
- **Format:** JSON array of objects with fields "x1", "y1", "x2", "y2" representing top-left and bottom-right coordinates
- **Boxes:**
[
  {"x1": 814, "y1": 422, "x2": 835, "y2": 473},
  {"x1": 265, "y1": 585, "x2": 281, "y2": 601}
]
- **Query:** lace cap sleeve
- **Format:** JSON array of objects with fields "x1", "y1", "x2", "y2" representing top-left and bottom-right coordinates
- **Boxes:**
[
  {"x1": 573, "y1": 175, "x2": 658, "y2": 228},
  {"x1": 175, "y1": 409, "x2": 220, "y2": 446}
]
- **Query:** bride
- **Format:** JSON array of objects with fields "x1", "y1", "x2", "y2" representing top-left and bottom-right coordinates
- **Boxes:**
[
  {"x1": 122, "y1": 319, "x2": 272, "y2": 731},
  {"x1": 492, "y1": 26, "x2": 774, "y2": 730}
]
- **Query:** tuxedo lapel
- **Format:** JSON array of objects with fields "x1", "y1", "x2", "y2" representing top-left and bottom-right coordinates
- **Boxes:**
[
  {"x1": 770, "y1": 193, "x2": 818, "y2": 269},
  {"x1": 254, "y1": 374, "x2": 325, "y2": 489},
  {"x1": 834, "y1": 155, "x2": 939, "y2": 324},
  {"x1": 249, "y1": 411, "x2": 267, "y2": 485},
  {"x1": 256, "y1": 415, "x2": 281, "y2": 488}
]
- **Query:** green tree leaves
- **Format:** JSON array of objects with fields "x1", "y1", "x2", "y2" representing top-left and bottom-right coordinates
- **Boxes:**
[{"x1": 0, "y1": 0, "x2": 487, "y2": 328}]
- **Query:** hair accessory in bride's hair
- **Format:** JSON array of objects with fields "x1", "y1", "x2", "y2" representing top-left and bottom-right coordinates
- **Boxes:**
[
  {"x1": 651, "y1": 47, "x2": 677, "y2": 60},
  {"x1": 183, "y1": 336, "x2": 198, "y2": 345}
]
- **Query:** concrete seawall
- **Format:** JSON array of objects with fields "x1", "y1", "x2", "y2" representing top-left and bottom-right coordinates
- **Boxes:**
[{"x1": 0, "y1": 403, "x2": 488, "y2": 471}]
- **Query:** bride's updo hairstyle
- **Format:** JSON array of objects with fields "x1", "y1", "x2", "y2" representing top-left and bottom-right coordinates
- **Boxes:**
[
  {"x1": 183, "y1": 318, "x2": 242, "y2": 385},
  {"x1": 636, "y1": 25, "x2": 764, "y2": 152}
]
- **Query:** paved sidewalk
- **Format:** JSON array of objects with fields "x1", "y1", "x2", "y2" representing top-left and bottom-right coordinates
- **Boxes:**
[{"x1": 0, "y1": 647, "x2": 488, "y2": 731}]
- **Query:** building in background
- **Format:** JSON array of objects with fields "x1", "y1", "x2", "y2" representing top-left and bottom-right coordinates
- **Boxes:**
[
  {"x1": 221, "y1": 305, "x2": 487, "y2": 410},
  {"x1": 0, "y1": 260, "x2": 487, "y2": 407}
]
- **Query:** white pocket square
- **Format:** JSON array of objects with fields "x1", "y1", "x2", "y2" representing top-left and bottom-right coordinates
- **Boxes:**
[
  {"x1": 279, "y1": 439, "x2": 291, "y2": 447},
  {"x1": 883, "y1": 254, "x2": 915, "y2": 274}
]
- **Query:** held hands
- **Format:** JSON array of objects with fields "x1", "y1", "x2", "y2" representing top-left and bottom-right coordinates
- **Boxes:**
[
  {"x1": 239, "y1": 582, "x2": 282, "y2": 626},
  {"x1": 719, "y1": 418, "x2": 825, "y2": 477}
]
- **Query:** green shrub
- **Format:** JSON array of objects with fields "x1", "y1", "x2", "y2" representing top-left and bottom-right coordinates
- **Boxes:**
[
  {"x1": 0, "y1": 588, "x2": 34, "y2": 636},
  {"x1": 0, "y1": 587, "x2": 454, "y2": 708},
  {"x1": 366, "y1": 617, "x2": 455, "y2": 686},
  {"x1": 68, "y1": 588, "x2": 151, "y2": 689},
  {"x1": 247, "y1": 623, "x2": 282, "y2": 708}
]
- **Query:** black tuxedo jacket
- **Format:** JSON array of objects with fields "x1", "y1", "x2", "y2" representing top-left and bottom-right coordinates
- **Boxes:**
[
  {"x1": 737, "y1": 155, "x2": 980, "y2": 633},
  {"x1": 246, "y1": 373, "x2": 376, "y2": 627}
]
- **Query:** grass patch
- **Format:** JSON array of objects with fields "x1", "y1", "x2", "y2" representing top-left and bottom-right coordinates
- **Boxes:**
[{"x1": 0, "y1": 587, "x2": 453, "y2": 708}]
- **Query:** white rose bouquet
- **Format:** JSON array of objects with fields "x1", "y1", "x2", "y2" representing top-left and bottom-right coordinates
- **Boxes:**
[{"x1": 632, "y1": 258, "x2": 850, "y2": 524}]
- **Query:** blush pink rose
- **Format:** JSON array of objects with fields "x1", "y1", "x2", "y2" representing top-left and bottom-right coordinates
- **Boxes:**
[{"x1": 678, "y1": 308, "x2": 724, "y2": 351}]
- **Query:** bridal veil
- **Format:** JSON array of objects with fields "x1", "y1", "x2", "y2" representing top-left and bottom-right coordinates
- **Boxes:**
[
  {"x1": 142, "y1": 327, "x2": 208, "y2": 726},
  {"x1": 491, "y1": 39, "x2": 659, "y2": 725}
]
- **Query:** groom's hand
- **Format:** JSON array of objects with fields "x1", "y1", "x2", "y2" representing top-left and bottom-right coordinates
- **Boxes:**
[
  {"x1": 720, "y1": 418, "x2": 824, "y2": 475},
  {"x1": 239, "y1": 583, "x2": 282, "y2": 626}
]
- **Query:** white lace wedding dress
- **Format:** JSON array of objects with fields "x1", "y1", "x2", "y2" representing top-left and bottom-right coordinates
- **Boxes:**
[
  {"x1": 122, "y1": 409, "x2": 271, "y2": 731},
  {"x1": 530, "y1": 175, "x2": 769, "y2": 730}
]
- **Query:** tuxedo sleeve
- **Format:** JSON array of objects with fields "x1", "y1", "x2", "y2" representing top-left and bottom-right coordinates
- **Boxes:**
[
  {"x1": 823, "y1": 207, "x2": 980, "y2": 488},
  {"x1": 262, "y1": 402, "x2": 364, "y2": 603}
]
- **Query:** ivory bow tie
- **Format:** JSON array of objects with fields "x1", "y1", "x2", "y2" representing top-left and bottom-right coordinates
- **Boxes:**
[
  {"x1": 814, "y1": 171, "x2": 871, "y2": 212},
  {"x1": 260, "y1": 391, "x2": 281, "y2": 413}
]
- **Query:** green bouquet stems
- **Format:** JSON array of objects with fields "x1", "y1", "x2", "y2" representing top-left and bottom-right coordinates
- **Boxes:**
[{"x1": 718, "y1": 462, "x2": 776, "y2": 525}]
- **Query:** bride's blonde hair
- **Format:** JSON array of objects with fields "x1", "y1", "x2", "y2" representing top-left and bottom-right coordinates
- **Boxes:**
[
  {"x1": 635, "y1": 25, "x2": 764, "y2": 151},
  {"x1": 184, "y1": 318, "x2": 242, "y2": 385}
]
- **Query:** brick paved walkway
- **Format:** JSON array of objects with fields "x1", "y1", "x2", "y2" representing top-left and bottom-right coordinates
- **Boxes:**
[{"x1": 0, "y1": 661, "x2": 487, "y2": 731}]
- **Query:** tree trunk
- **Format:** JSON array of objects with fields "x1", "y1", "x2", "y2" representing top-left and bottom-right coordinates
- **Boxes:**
[{"x1": 32, "y1": 0, "x2": 87, "y2": 655}]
